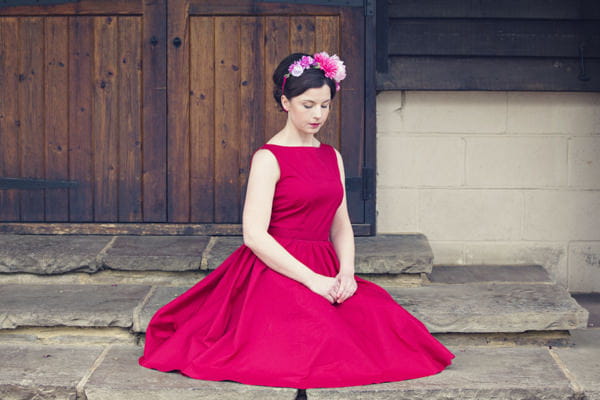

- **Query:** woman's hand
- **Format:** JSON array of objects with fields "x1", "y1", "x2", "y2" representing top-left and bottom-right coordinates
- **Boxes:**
[
  {"x1": 307, "y1": 274, "x2": 340, "y2": 304},
  {"x1": 334, "y1": 272, "x2": 357, "y2": 304}
]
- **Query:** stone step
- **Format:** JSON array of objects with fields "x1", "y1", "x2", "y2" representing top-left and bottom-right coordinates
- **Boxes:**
[
  {"x1": 0, "y1": 274, "x2": 588, "y2": 336},
  {"x1": 0, "y1": 233, "x2": 433, "y2": 276},
  {"x1": 1, "y1": 329, "x2": 599, "y2": 400}
]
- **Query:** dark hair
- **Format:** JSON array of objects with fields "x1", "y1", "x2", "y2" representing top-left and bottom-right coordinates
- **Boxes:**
[{"x1": 272, "y1": 53, "x2": 337, "y2": 111}]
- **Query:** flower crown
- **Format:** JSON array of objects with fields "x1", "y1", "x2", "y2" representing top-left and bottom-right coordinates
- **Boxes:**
[{"x1": 282, "y1": 52, "x2": 347, "y2": 93}]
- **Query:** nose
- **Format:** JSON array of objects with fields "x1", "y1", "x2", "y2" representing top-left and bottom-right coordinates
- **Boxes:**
[{"x1": 312, "y1": 106, "x2": 323, "y2": 120}]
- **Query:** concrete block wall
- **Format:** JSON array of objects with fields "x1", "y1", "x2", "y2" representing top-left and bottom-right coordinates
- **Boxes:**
[{"x1": 376, "y1": 91, "x2": 600, "y2": 292}]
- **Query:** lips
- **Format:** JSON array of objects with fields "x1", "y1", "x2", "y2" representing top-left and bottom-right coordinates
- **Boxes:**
[{"x1": 309, "y1": 123, "x2": 320, "y2": 128}]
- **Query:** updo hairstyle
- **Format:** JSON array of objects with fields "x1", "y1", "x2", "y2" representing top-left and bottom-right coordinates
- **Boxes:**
[{"x1": 272, "y1": 52, "x2": 337, "y2": 111}]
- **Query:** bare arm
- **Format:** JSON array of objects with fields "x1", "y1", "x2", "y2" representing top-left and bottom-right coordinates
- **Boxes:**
[
  {"x1": 329, "y1": 148, "x2": 357, "y2": 303},
  {"x1": 242, "y1": 149, "x2": 339, "y2": 303}
]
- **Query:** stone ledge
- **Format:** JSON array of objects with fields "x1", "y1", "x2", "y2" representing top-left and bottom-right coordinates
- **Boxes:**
[
  {"x1": 428, "y1": 264, "x2": 553, "y2": 284},
  {"x1": 84, "y1": 345, "x2": 298, "y2": 400},
  {"x1": 386, "y1": 282, "x2": 589, "y2": 333},
  {"x1": 0, "y1": 234, "x2": 112, "y2": 274},
  {"x1": 0, "y1": 343, "x2": 104, "y2": 400},
  {"x1": 0, "y1": 233, "x2": 433, "y2": 275},
  {"x1": 307, "y1": 347, "x2": 577, "y2": 400},
  {"x1": 0, "y1": 284, "x2": 151, "y2": 329}
]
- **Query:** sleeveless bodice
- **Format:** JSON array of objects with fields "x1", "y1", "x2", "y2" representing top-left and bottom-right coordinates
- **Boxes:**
[{"x1": 259, "y1": 143, "x2": 344, "y2": 241}]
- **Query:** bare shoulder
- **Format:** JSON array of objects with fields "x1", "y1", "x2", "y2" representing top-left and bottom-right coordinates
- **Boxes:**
[
  {"x1": 250, "y1": 148, "x2": 279, "y2": 180},
  {"x1": 330, "y1": 145, "x2": 344, "y2": 164}
]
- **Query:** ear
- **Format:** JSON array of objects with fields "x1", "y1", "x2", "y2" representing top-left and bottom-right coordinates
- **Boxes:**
[{"x1": 281, "y1": 95, "x2": 290, "y2": 112}]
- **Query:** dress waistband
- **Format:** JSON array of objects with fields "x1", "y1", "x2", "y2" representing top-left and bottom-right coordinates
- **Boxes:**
[{"x1": 268, "y1": 226, "x2": 329, "y2": 242}]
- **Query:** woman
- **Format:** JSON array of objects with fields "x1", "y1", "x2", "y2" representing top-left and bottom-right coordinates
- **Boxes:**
[{"x1": 139, "y1": 52, "x2": 455, "y2": 389}]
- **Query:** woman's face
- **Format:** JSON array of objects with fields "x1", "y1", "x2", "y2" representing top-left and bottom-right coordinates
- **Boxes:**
[{"x1": 282, "y1": 84, "x2": 332, "y2": 136}]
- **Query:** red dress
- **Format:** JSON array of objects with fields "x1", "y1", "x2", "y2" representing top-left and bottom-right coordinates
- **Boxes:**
[{"x1": 139, "y1": 143, "x2": 455, "y2": 389}]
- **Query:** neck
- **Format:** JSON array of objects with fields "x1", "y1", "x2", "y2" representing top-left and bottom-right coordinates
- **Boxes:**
[{"x1": 278, "y1": 124, "x2": 317, "y2": 146}]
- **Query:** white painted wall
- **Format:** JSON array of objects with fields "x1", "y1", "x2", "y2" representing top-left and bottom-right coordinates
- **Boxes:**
[{"x1": 376, "y1": 91, "x2": 600, "y2": 292}]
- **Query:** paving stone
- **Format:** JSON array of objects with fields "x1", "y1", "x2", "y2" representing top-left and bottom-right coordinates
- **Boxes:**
[
  {"x1": 0, "y1": 284, "x2": 151, "y2": 329},
  {"x1": 133, "y1": 286, "x2": 194, "y2": 333},
  {"x1": 0, "y1": 235, "x2": 112, "y2": 274},
  {"x1": 554, "y1": 329, "x2": 600, "y2": 400},
  {"x1": 354, "y1": 234, "x2": 433, "y2": 274},
  {"x1": 428, "y1": 264, "x2": 552, "y2": 284},
  {"x1": 102, "y1": 236, "x2": 209, "y2": 272},
  {"x1": 572, "y1": 292, "x2": 600, "y2": 328},
  {"x1": 385, "y1": 282, "x2": 589, "y2": 333},
  {"x1": 0, "y1": 343, "x2": 103, "y2": 400},
  {"x1": 204, "y1": 237, "x2": 244, "y2": 270},
  {"x1": 84, "y1": 345, "x2": 297, "y2": 400},
  {"x1": 307, "y1": 347, "x2": 575, "y2": 400}
]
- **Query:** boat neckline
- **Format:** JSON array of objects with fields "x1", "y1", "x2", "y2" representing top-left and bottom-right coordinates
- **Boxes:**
[{"x1": 263, "y1": 143, "x2": 323, "y2": 149}]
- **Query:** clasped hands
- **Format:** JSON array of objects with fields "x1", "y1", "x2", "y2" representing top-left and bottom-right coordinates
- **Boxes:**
[{"x1": 309, "y1": 271, "x2": 357, "y2": 304}]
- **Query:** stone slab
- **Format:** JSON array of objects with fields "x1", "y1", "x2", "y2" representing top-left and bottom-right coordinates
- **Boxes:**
[
  {"x1": 554, "y1": 329, "x2": 600, "y2": 400},
  {"x1": 354, "y1": 234, "x2": 433, "y2": 274},
  {"x1": 0, "y1": 343, "x2": 103, "y2": 400},
  {"x1": 204, "y1": 237, "x2": 244, "y2": 270},
  {"x1": 308, "y1": 347, "x2": 575, "y2": 400},
  {"x1": 84, "y1": 345, "x2": 298, "y2": 399},
  {"x1": 0, "y1": 284, "x2": 151, "y2": 329},
  {"x1": 385, "y1": 282, "x2": 589, "y2": 333},
  {"x1": 102, "y1": 236, "x2": 209, "y2": 272},
  {"x1": 428, "y1": 264, "x2": 552, "y2": 284},
  {"x1": 572, "y1": 292, "x2": 600, "y2": 328},
  {"x1": 133, "y1": 286, "x2": 194, "y2": 333},
  {"x1": 0, "y1": 235, "x2": 112, "y2": 274}
]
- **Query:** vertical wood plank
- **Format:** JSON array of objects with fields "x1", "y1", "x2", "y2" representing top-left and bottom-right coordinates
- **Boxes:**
[
  {"x1": 167, "y1": 0, "x2": 191, "y2": 222},
  {"x1": 44, "y1": 17, "x2": 69, "y2": 221},
  {"x1": 340, "y1": 8, "x2": 365, "y2": 223},
  {"x1": 142, "y1": 0, "x2": 167, "y2": 221},
  {"x1": 315, "y1": 16, "x2": 341, "y2": 149},
  {"x1": 264, "y1": 16, "x2": 289, "y2": 143},
  {"x1": 240, "y1": 16, "x2": 265, "y2": 218},
  {"x1": 214, "y1": 16, "x2": 241, "y2": 223},
  {"x1": 0, "y1": 18, "x2": 21, "y2": 221},
  {"x1": 93, "y1": 16, "x2": 119, "y2": 221},
  {"x1": 68, "y1": 16, "x2": 94, "y2": 221},
  {"x1": 117, "y1": 16, "x2": 143, "y2": 222},
  {"x1": 289, "y1": 16, "x2": 316, "y2": 54},
  {"x1": 190, "y1": 17, "x2": 215, "y2": 222},
  {"x1": 18, "y1": 17, "x2": 46, "y2": 221}
]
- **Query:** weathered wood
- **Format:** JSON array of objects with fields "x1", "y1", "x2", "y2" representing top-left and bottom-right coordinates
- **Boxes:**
[
  {"x1": 0, "y1": 178, "x2": 79, "y2": 189},
  {"x1": 142, "y1": 0, "x2": 167, "y2": 221},
  {"x1": 388, "y1": 0, "x2": 600, "y2": 20},
  {"x1": 290, "y1": 16, "x2": 316, "y2": 54},
  {"x1": 93, "y1": 16, "x2": 119, "y2": 221},
  {"x1": 68, "y1": 17, "x2": 94, "y2": 221},
  {"x1": 0, "y1": 222, "x2": 373, "y2": 236},
  {"x1": 214, "y1": 17, "x2": 241, "y2": 223},
  {"x1": 117, "y1": 16, "x2": 143, "y2": 222},
  {"x1": 378, "y1": 56, "x2": 600, "y2": 91},
  {"x1": 239, "y1": 17, "x2": 266, "y2": 219},
  {"x1": 189, "y1": 17, "x2": 215, "y2": 222},
  {"x1": 44, "y1": 17, "x2": 69, "y2": 221},
  {"x1": 189, "y1": 0, "x2": 341, "y2": 16},
  {"x1": 167, "y1": 0, "x2": 191, "y2": 222},
  {"x1": 263, "y1": 16, "x2": 289, "y2": 143},
  {"x1": 0, "y1": 18, "x2": 21, "y2": 221},
  {"x1": 0, "y1": 0, "x2": 141, "y2": 15},
  {"x1": 389, "y1": 19, "x2": 600, "y2": 58},
  {"x1": 365, "y1": 3, "x2": 378, "y2": 233},
  {"x1": 18, "y1": 17, "x2": 45, "y2": 221},
  {"x1": 315, "y1": 16, "x2": 340, "y2": 149},
  {"x1": 340, "y1": 8, "x2": 365, "y2": 224}
]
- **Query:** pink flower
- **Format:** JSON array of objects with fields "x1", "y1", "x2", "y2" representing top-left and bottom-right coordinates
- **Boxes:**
[
  {"x1": 313, "y1": 52, "x2": 339, "y2": 80},
  {"x1": 299, "y1": 56, "x2": 314, "y2": 68},
  {"x1": 289, "y1": 62, "x2": 305, "y2": 77}
]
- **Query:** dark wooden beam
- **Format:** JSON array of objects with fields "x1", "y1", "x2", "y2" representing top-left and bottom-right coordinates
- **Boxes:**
[
  {"x1": 0, "y1": 178, "x2": 79, "y2": 190},
  {"x1": 377, "y1": 56, "x2": 600, "y2": 91}
]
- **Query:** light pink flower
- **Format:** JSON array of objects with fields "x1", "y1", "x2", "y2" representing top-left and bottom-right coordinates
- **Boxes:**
[{"x1": 289, "y1": 62, "x2": 305, "y2": 77}]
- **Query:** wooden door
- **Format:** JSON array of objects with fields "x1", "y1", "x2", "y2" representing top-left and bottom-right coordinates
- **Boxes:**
[
  {"x1": 0, "y1": 0, "x2": 375, "y2": 234},
  {"x1": 166, "y1": 0, "x2": 371, "y2": 230}
]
